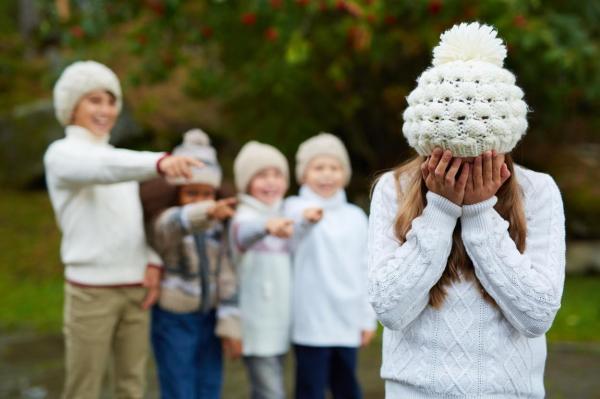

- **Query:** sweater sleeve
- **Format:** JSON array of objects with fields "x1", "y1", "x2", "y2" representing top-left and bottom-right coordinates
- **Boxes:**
[
  {"x1": 460, "y1": 174, "x2": 566, "y2": 338},
  {"x1": 146, "y1": 245, "x2": 163, "y2": 268},
  {"x1": 357, "y1": 212, "x2": 377, "y2": 331},
  {"x1": 155, "y1": 201, "x2": 215, "y2": 235},
  {"x1": 283, "y1": 197, "x2": 317, "y2": 247},
  {"x1": 215, "y1": 224, "x2": 241, "y2": 340},
  {"x1": 179, "y1": 201, "x2": 216, "y2": 234},
  {"x1": 367, "y1": 172, "x2": 460, "y2": 330},
  {"x1": 44, "y1": 142, "x2": 163, "y2": 186},
  {"x1": 232, "y1": 219, "x2": 268, "y2": 252}
]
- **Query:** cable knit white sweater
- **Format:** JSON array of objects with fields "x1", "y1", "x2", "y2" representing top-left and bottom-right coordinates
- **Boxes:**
[{"x1": 368, "y1": 166, "x2": 565, "y2": 399}]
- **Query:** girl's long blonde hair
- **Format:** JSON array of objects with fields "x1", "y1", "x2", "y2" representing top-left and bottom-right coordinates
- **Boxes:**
[{"x1": 390, "y1": 154, "x2": 527, "y2": 308}]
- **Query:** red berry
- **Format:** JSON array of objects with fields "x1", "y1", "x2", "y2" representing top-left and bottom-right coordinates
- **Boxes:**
[
  {"x1": 347, "y1": 25, "x2": 370, "y2": 51},
  {"x1": 70, "y1": 26, "x2": 85, "y2": 39},
  {"x1": 145, "y1": 0, "x2": 165, "y2": 16},
  {"x1": 201, "y1": 26, "x2": 213, "y2": 38},
  {"x1": 513, "y1": 15, "x2": 527, "y2": 28},
  {"x1": 241, "y1": 13, "x2": 257, "y2": 26},
  {"x1": 161, "y1": 53, "x2": 175, "y2": 67},
  {"x1": 296, "y1": 0, "x2": 310, "y2": 6},
  {"x1": 384, "y1": 15, "x2": 397, "y2": 26},
  {"x1": 265, "y1": 27, "x2": 279, "y2": 41},
  {"x1": 427, "y1": 0, "x2": 443, "y2": 15},
  {"x1": 271, "y1": 0, "x2": 284, "y2": 9}
]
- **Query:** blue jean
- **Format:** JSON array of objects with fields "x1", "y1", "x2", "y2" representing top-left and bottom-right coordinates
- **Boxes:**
[
  {"x1": 243, "y1": 355, "x2": 286, "y2": 399},
  {"x1": 151, "y1": 306, "x2": 223, "y2": 399},
  {"x1": 294, "y1": 345, "x2": 361, "y2": 399}
]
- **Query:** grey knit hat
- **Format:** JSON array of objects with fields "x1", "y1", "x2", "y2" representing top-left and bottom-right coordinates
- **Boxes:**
[
  {"x1": 233, "y1": 141, "x2": 289, "y2": 192},
  {"x1": 168, "y1": 129, "x2": 222, "y2": 187},
  {"x1": 295, "y1": 133, "x2": 352, "y2": 186}
]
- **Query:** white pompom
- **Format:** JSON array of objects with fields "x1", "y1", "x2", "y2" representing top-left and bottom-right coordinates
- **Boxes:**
[
  {"x1": 432, "y1": 22, "x2": 506, "y2": 67},
  {"x1": 183, "y1": 128, "x2": 210, "y2": 146}
]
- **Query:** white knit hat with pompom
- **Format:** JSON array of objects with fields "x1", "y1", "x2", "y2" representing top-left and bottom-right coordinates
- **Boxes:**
[
  {"x1": 402, "y1": 22, "x2": 528, "y2": 157},
  {"x1": 168, "y1": 128, "x2": 222, "y2": 187},
  {"x1": 53, "y1": 60, "x2": 122, "y2": 126}
]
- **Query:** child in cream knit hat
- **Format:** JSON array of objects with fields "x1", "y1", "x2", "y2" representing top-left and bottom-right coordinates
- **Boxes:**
[
  {"x1": 286, "y1": 132, "x2": 376, "y2": 399},
  {"x1": 147, "y1": 129, "x2": 239, "y2": 399},
  {"x1": 44, "y1": 60, "x2": 201, "y2": 399},
  {"x1": 231, "y1": 141, "x2": 321, "y2": 399},
  {"x1": 368, "y1": 22, "x2": 565, "y2": 398}
]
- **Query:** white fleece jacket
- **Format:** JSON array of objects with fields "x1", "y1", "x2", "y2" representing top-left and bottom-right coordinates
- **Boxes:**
[
  {"x1": 368, "y1": 166, "x2": 565, "y2": 398},
  {"x1": 44, "y1": 125, "x2": 163, "y2": 285},
  {"x1": 286, "y1": 186, "x2": 377, "y2": 347}
]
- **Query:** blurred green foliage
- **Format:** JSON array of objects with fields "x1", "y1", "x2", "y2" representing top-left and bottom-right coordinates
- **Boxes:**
[
  {"x1": 3, "y1": 1, "x2": 599, "y2": 145},
  {"x1": 0, "y1": 0, "x2": 599, "y2": 235}
]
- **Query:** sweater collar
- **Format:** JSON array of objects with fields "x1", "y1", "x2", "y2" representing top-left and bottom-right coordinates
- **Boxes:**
[
  {"x1": 65, "y1": 125, "x2": 111, "y2": 146},
  {"x1": 238, "y1": 193, "x2": 283, "y2": 216},
  {"x1": 299, "y1": 185, "x2": 346, "y2": 209}
]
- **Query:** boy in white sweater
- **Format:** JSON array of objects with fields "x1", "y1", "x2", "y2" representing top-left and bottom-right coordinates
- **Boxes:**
[
  {"x1": 286, "y1": 133, "x2": 376, "y2": 399},
  {"x1": 44, "y1": 61, "x2": 200, "y2": 399}
]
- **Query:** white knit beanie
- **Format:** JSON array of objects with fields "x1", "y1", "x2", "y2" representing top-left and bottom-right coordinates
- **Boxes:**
[
  {"x1": 53, "y1": 60, "x2": 122, "y2": 126},
  {"x1": 168, "y1": 129, "x2": 222, "y2": 187},
  {"x1": 233, "y1": 141, "x2": 289, "y2": 192},
  {"x1": 295, "y1": 133, "x2": 352, "y2": 186},
  {"x1": 402, "y1": 22, "x2": 528, "y2": 157}
]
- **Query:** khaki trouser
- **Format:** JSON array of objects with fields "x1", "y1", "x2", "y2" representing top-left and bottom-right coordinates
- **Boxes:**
[{"x1": 63, "y1": 283, "x2": 149, "y2": 399}]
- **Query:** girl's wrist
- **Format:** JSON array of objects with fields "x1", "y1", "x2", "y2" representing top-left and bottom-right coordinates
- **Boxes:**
[
  {"x1": 426, "y1": 191, "x2": 462, "y2": 218},
  {"x1": 462, "y1": 196, "x2": 498, "y2": 217}
]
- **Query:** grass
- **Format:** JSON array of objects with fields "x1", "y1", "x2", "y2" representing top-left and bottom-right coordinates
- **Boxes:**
[
  {"x1": 0, "y1": 190, "x2": 598, "y2": 343},
  {"x1": 548, "y1": 275, "x2": 600, "y2": 342}
]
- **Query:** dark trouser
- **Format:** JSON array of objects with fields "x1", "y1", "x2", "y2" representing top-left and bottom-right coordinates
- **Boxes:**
[
  {"x1": 151, "y1": 306, "x2": 223, "y2": 399},
  {"x1": 294, "y1": 344, "x2": 362, "y2": 399}
]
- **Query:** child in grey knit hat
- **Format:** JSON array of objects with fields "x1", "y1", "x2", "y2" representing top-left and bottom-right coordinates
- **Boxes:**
[
  {"x1": 147, "y1": 129, "x2": 239, "y2": 399},
  {"x1": 286, "y1": 132, "x2": 376, "y2": 399},
  {"x1": 231, "y1": 141, "x2": 322, "y2": 399}
]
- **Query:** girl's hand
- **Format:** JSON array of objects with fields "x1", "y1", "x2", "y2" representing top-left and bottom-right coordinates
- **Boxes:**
[
  {"x1": 208, "y1": 198, "x2": 237, "y2": 221},
  {"x1": 266, "y1": 218, "x2": 294, "y2": 238},
  {"x1": 360, "y1": 330, "x2": 376, "y2": 347},
  {"x1": 422, "y1": 148, "x2": 470, "y2": 205},
  {"x1": 221, "y1": 337, "x2": 243, "y2": 359},
  {"x1": 463, "y1": 151, "x2": 510, "y2": 205},
  {"x1": 158, "y1": 155, "x2": 204, "y2": 179},
  {"x1": 303, "y1": 207, "x2": 324, "y2": 224}
]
